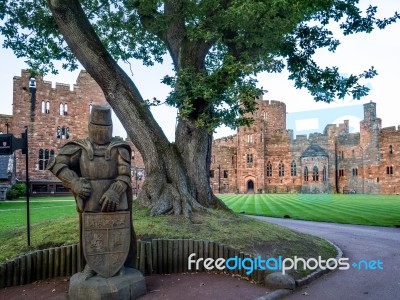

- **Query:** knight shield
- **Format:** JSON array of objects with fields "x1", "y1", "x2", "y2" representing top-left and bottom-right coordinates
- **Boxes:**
[{"x1": 82, "y1": 211, "x2": 131, "y2": 277}]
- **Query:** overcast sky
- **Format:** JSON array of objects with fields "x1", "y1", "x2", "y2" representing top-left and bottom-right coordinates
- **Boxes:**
[{"x1": 1, "y1": 0, "x2": 400, "y2": 141}]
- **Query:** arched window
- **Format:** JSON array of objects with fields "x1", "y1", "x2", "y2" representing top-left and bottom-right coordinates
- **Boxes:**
[
  {"x1": 38, "y1": 149, "x2": 44, "y2": 159},
  {"x1": 386, "y1": 166, "x2": 394, "y2": 175},
  {"x1": 291, "y1": 160, "x2": 297, "y2": 176},
  {"x1": 62, "y1": 126, "x2": 66, "y2": 139},
  {"x1": 278, "y1": 161, "x2": 284, "y2": 177},
  {"x1": 389, "y1": 145, "x2": 393, "y2": 155},
  {"x1": 45, "y1": 101, "x2": 50, "y2": 114},
  {"x1": 66, "y1": 127, "x2": 70, "y2": 139},
  {"x1": 38, "y1": 149, "x2": 44, "y2": 170},
  {"x1": 44, "y1": 149, "x2": 49, "y2": 159},
  {"x1": 266, "y1": 161, "x2": 272, "y2": 177},
  {"x1": 304, "y1": 167, "x2": 309, "y2": 182},
  {"x1": 50, "y1": 150, "x2": 55, "y2": 157},
  {"x1": 41, "y1": 101, "x2": 45, "y2": 113},
  {"x1": 64, "y1": 103, "x2": 68, "y2": 115},
  {"x1": 312, "y1": 166, "x2": 319, "y2": 181},
  {"x1": 59, "y1": 103, "x2": 64, "y2": 116},
  {"x1": 56, "y1": 126, "x2": 61, "y2": 139},
  {"x1": 322, "y1": 166, "x2": 327, "y2": 182}
]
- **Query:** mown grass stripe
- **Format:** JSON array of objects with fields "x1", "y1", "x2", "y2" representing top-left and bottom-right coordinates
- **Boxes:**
[{"x1": 220, "y1": 194, "x2": 400, "y2": 227}]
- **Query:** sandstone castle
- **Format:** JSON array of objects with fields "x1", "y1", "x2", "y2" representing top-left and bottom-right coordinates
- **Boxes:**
[
  {"x1": 1, "y1": 70, "x2": 399, "y2": 196},
  {"x1": 210, "y1": 98, "x2": 400, "y2": 194},
  {"x1": 0, "y1": 70, "x2": 145, "y2": 197}
]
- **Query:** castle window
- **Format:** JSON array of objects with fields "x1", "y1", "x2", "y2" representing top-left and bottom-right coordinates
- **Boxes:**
[
  {"x1": 56, "y1": 126, "x2": 61, "y2": 139},
  {"x1": 339, "y1": 169, "x2": 344, "y2": 177},
  {"x1": 247, "y1": 154, "x2": 253, "y2": 164},
  {"x1": 247, "y1": 134, "x2": 253, "y2": 144},
  {"x1": 66, "y1": 127, "x2": 70, "y2": 139},
  {"x1": 64, "y1": 103, "x2": 68, "y2": 115},
  {"x1": 304, "y1": 167, "x2": 309, "y2": 181},
  {"x1": 278, "y1": 161, "x2": 284, "y2": 177},
  {"x1": 62, "y1": 126, "x2": 66, "y2": 139},
  {"x1": 386, "y1": 166, "x2": 393, "y2": 175},
  {"x1": 312, "y1": 166, "x2": 319, "y2": 181},
  {"x1": 210, "y1": 170, "x2": 214, "y2": 178},
  {"x1": 223, "y1": 170, "x2": 228, "y2": 178},
  {"x1": 291, "y1": 160, "x2": 297, "y2": 176},
  {"x1": 352, "y1": 168, "x2": 358, "y2": 176},
  {"x1": 45, "y1": 101, "x2": 50, "y2": 114},
  {"x1": 224, "y1": 184, "x2": 229, "y2": 192},
  {"x1": 38, "y1": 149, "x2": 53, "y2": 171},
  {"x1": 266, "y1": 161, "x2": 272, "y2": 177},
  {"x1": 59, "y1": 103, "x2": 64, "y2": 116},
  {"x1": 322, "y1": 166, "x2": 327, "y2": 182},
  {"x1": 41, "y1": 101, "x2": 45, "y2": 113},
  {"x1": 389, "y1": 145, "x2": 393, "y2": 155}
]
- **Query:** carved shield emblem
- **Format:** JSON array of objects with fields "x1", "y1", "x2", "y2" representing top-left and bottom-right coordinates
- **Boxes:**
[{"x1": 82, "y1": 211, "x2": 131, "y2": 277}]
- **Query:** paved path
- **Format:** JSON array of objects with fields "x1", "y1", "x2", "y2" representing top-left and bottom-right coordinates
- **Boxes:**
[{"x1": 250, "y1": 216, "x2": 400, "y2": 300}]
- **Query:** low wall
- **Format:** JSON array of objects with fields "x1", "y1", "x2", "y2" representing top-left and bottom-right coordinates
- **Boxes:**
[{"x1": 0, "y1": 239, "x2": 264, "y2": 288}]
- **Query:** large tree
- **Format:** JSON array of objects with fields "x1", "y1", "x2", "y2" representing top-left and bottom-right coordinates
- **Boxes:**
[{"x1": 1, "y1": 0, "x2": 398, "y2": 217}]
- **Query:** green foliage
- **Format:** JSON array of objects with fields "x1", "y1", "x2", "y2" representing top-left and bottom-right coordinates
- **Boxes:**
[
  {"x1": 6, "y1": 182, "x2": 26, "y2": 200},
  {"x1": 1, "y1": 0, "x2": 399, "y2": 131}
]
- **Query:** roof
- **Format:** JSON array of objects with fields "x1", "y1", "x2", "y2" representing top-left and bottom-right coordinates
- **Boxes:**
[
  {"x1": 0, "y1": 155, "x2": 11, "y2": 179},
  {"x1": 301, "y1": 144, "x2": 328, "y2": 158}
]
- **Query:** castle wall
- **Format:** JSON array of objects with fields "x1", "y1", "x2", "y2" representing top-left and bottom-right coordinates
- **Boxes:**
[
  {"x1": 211, "y1": 99, "x2": 400, "y2": 195},
  {"x1": 11, "y1": 70, "x2": 107, "y2": 186}
]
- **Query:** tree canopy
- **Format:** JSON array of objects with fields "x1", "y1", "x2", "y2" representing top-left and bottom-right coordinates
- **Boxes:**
[
  {"x1": 1, "y1": 0, "x2": 398, "y2": 132},
  {"x1": 1, "y1": 1, "x2": 399, "y2": 216}
]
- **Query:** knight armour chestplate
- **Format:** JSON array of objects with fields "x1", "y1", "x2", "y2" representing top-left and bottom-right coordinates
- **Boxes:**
[{"x1": 78, "y1": 146, "x2": 128, "y2": 212}]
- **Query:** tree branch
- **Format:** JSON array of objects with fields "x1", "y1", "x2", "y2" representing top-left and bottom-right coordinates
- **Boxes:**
[{"x1": 47, "y1": 0, "x2": 170, "y2": 172}]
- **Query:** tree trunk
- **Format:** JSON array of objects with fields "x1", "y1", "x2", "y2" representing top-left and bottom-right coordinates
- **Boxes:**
[{"x1": 47, "y1": 0, "x2": 229, "y2": 218}]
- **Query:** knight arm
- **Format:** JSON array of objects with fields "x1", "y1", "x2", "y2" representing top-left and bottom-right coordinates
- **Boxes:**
[
  {"x1": 99, "y1": 147, "x2": 131, "y2": 212},
  {"x1": 46, "y1": 146, "x2": 91, "y2": 206}
]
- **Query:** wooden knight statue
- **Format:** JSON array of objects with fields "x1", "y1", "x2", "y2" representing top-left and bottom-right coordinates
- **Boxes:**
[{"x1": 47, "y1": 105, "x2": 136, "y2": 279}]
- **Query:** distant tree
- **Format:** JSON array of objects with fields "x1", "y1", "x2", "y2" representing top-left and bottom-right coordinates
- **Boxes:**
[{"x1": 1, "y1": 0, "x2": 398, "y2": 216}]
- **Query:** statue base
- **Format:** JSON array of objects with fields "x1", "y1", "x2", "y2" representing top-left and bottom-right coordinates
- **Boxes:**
[{"x1": 68, "y1": 267, "x2": 147, "y2": 300}]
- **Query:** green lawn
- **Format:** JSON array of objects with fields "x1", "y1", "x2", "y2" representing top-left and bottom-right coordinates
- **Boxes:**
[
  {"x1": 0, "y1": 197, "x2": 76, "y2": 231},
  {"x1": 220, "y1": 194, "x2": 400, "y2": 227}
]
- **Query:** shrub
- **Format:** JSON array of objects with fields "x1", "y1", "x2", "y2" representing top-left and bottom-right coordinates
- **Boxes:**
[{"x1": 6, "y1": 182, "x2": 26, "y2": 200}]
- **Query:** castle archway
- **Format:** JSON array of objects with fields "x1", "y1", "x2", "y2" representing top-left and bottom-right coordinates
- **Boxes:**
[{"x1": 247, "y1": 180, "x2": 254, "y2": 193}]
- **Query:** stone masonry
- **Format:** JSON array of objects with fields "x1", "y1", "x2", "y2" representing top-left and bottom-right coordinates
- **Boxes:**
[{"x1": 211, "y1": 98, "x2": 400, "y2": 194}]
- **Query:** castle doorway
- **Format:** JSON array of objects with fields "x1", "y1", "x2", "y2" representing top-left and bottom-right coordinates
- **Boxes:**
[{"x1": 247, "y1": 180, "x2": 254, "y2": 193}]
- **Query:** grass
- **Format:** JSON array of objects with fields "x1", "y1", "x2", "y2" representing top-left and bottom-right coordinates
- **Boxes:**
[
  {"x1": 0, "y1": 197, "x2": 76, "y2": 231},
  {"x1": 220, "y1": 194, "x2": 400, "y2": 227},
  {"x1": 0, "y1": 197, "x2": 337, "y2": 279}
]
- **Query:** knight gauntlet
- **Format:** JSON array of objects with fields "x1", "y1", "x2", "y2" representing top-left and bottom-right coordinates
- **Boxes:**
[{"x1": 99, "y1": 181, "x2": 128, "y2": 212}]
